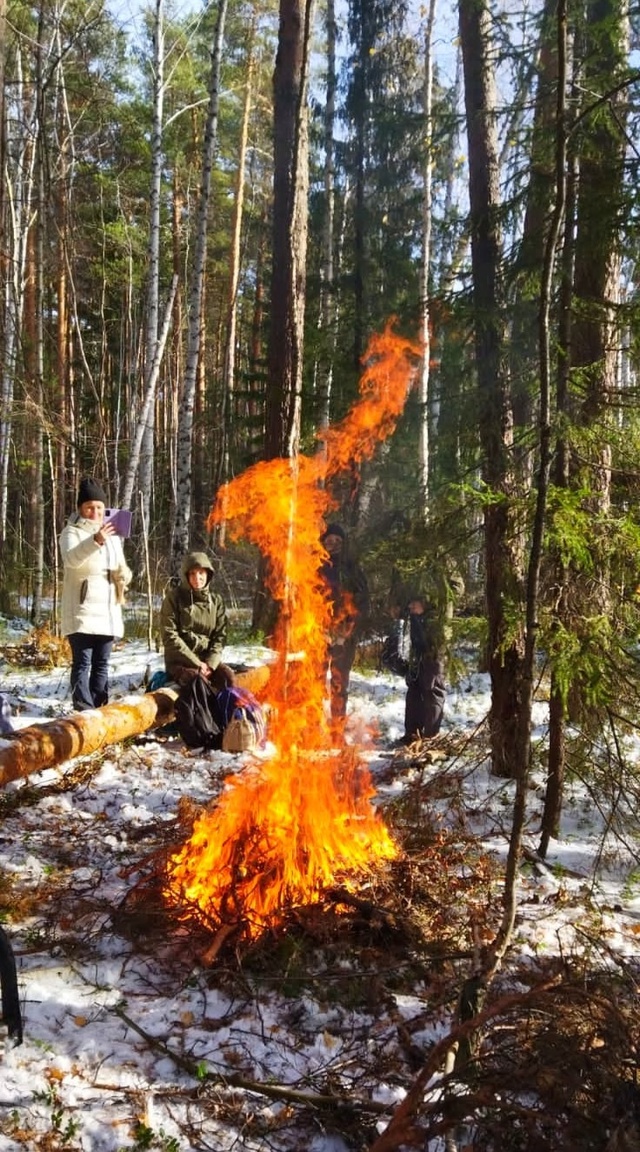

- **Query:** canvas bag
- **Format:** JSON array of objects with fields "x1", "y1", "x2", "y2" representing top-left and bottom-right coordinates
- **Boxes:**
[
  {"x1": 174, "y1": 675, "x2": 222, "y2": 750},
  {"x1": 222, "y1": 708, "x2": 259, "y2": 753},
  {"x1": 216, "y1": 685, "x2": 266, "y2": 752}
]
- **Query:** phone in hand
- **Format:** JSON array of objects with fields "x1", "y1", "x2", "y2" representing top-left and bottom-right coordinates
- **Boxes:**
[{"x1": 104, "y1": 508, "x2": 132, "y2": 538}]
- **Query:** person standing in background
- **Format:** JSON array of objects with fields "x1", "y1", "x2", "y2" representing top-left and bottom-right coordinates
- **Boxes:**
[
  {"x1": 319, "y1": 523, "x2": 370, "y2": 726},
  {"x1": 382, "y1": 557, "x2": 463, "y2": 744},
  {"x1": 59, "y1": 477, "x2": 132, "y2": 711}
]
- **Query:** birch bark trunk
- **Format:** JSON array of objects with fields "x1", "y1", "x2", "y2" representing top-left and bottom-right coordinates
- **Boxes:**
[
  {"x1": 315, "y1": 0, "x2": 337, "y2": 439},
  {"x1": 216, "y1": 25, "x2": 256, "y2": 515},
  {"x1": 136, "y1": 0, "x2": 166, "y2": 536},
  {"x1": 173, "y1": 0, "x2": 228, "y2": 567},
  {"x1": 418, "y1": 0, "x2": 437, "y2": 518}
]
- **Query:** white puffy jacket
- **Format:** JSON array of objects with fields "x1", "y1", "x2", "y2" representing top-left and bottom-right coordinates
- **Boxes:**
[{"x1": 59, "y1": 514, "x2": 132, "y2": 638}]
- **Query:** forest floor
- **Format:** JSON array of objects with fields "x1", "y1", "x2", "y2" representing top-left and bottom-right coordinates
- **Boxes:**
[{"x1": 0, "y1": 615, "x2": 638, "y2": 1152}]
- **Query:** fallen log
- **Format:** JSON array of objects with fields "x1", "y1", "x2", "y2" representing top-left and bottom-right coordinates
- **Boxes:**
[
  {"x1": 0, "y1": 689, "x2": 178, "y2": 788},
  {"x1": 229, "y1": 663, "x2": 272, "y2": 698},
  {"x1": 0, "y1": 663, "x2": 272, "y2": 788}
]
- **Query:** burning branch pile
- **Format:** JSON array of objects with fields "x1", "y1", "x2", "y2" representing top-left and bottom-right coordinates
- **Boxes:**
[{"x1": 165, "y1": 326, "x2": 421, "y2": 942}]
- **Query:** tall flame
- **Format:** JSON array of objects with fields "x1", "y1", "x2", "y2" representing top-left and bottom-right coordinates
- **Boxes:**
[{"x1": 165, "y1": 325, "x2": 420, "y2": 939}]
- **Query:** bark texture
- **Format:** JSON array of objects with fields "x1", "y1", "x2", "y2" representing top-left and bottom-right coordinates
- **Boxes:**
[
  {"x1": 0, "y1": 664, "x2": 272, "y2": 786},
  {"x1": 0, "y1": 689, "x2": 177, "y2": 787}
]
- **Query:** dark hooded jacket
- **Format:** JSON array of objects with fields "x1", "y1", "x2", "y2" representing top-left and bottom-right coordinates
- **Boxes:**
[
  {"x1": 319, "y1": 526, "x2": 370, "y2": 643},
  {"x1": 160, "y1": 551, "x2": 227, "y2": 679},
  {"x1": 389, "y1": 558, "x2": 464, "y2": 655}
]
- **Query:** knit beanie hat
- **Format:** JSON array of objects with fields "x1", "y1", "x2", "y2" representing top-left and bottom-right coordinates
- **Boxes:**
[
  {"x1": 77, "y1": 477, "x2": 108, "y2": 507},
  {"x1": 323, "y1": 522, "x2": 345, "y2": 540}
]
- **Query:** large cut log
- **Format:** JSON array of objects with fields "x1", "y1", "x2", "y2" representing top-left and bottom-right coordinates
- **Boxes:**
[
  {"x1": 0, "y1": 664, "x2": 272, "y2": 788},
  {"x1": 0, "y1": 689, "x2": 177, "y2": 788}
]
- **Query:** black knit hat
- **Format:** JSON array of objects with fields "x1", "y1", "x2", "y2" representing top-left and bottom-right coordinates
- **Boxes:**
[
  {"x1": 323, "y1": 522, "x2": 345, "y2": 540},
  {"x1": 77, "y1": 477, "x2": 108, "y2": 507}
]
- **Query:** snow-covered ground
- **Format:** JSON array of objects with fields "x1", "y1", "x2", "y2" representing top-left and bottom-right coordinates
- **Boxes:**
[{"x1": 0, "y1": 618, "x2": 638, "y2": 1151}]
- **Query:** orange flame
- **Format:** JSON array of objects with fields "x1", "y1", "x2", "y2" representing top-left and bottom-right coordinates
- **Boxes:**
[{"x1": 165, "y1": 325, "x2": 420, "y2": 938}]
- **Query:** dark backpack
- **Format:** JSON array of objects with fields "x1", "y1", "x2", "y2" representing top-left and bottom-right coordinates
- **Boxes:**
[
  {"x1": 0, "y1": 925, "x2": 22, "y2": 1044},
  {"x1": 215, "y1": 685, "x2": 267, "y2": 748},
  {"x1": 174, "y1": 676, "x2": 223, "y2": 750}
]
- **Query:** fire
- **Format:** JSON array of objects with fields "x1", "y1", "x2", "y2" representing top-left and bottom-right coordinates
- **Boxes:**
[{"x1": 165, "y1": 325, "x2": 421, "y2": 939}]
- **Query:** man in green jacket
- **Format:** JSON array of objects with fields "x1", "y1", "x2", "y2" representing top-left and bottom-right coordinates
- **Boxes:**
[{"x1": 160, "y1": 551, "x2": 231, "y2": 686}]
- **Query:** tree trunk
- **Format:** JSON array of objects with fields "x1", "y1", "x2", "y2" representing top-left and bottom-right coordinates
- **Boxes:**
[
  {"x1": 136, "y1": 0, "x2": 165, "y2": 543},
  {"x1": 418, "y1": 0, "x2": 437, "y2": 518},
  {"x1": 216, "y1": 24, "x2": 256, "y2": 511},
  {"x1": 510, "y1": 0, "x2": 560, "y2": 486},
  {"x1": 571, "y1": 0, "x2": 628, "y2": 520},
  {"x1": 0, "y1": 690, "x2": 178, "y2": 787},
  {"x1": 497, "y1": 0, "x2": 568, "y2": 947},
  {"x1": 538, "y1": 131, "x2": 578, "y2": 856},
  {"x1": 459, "y1": 0, "x2": 524, "y2": 779},
  {"x1": 30, "y1": 13, "x2": 46, "y2": 623},
  {"x1": 265, "y1": 0, "x2": 314, "y2": 461},
  {"x1": 315, "y1": 0, "x2": 337, "y2": 437},
  {"x1": 254, "y1": 0, "x2": 314, "y2": 638},
  {"x1": 122, "y1": 275, "x2": 179, "y2": 510},
  {"x1": 0, "y1": 0, "x2": 5, "y2": 266},
  {"x1": 539, "y1": 675, "x2": 565, "y2": 855},
  {"x1": 0, "y1": 44, "x2": 36, "y2": 568},
  {"x1": 173, "y1": 0, "x2": 228, "y2": 567},
  {"x1": 349, "y1": 0, "x2": 369, "y2": 370}
]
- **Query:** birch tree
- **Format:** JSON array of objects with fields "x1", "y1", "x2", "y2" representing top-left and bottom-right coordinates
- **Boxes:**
[
  {"x1": 0, "y1": 37, "x2": 38, "y2": 561},
  {"x1": 136, "y1": 0, "x2": 166, "y2": 534},
  {"x1": 216, "y1": 19, "x2": 257, "y2": 507},
  {"x1": 315, "y1": 0, "x2": 337, "y2": 437},
  {"x1": 417, "y1": 0, "x2": 437, "y2": 517},
  {"x1": 172, "y1": 0, "x2": 228, "y2": 567}
]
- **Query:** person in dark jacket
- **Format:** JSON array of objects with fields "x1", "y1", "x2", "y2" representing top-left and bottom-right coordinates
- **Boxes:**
[
  {"x1": 319, "y1": 523, "x2": 370, "y2": 724},
  {"x1": 382, "y1": 559, "x2": 463, "y2": 743},
  {"x1": 160, "y1": 551, "x2": 233, "y2": 687},
  {"x1": 385, "y1": 597, "x2": 446, "y2": 742}
]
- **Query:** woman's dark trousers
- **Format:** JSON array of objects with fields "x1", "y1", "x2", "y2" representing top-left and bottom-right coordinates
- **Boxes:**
[{"x1": 68, "y1": 633, "x2": 114, "y2": 710}]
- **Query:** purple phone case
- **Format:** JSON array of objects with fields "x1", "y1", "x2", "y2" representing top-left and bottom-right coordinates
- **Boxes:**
[{"x1": 105, "y1": 509, "x2": 132, "y2": 537}]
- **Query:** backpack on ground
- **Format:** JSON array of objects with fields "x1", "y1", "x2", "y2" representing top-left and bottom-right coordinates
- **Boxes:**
[
  {"x1": 146, "y1": 669, "x2": 171, "y2": 692},
  {"x1": 216, "y1": 685, "x2": 267, "y2": 753},
  {"x1": 0, "y1": 925, "x2": 22, "y2": 1044},
  {"x1": 174, "y1": 675, "x2": 222, "y2": 750}
]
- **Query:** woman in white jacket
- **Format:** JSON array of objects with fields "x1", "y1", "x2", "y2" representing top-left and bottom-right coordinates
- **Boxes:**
[{"x1": 59, "y1": 477, "x2": 132, "y2": 711}]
